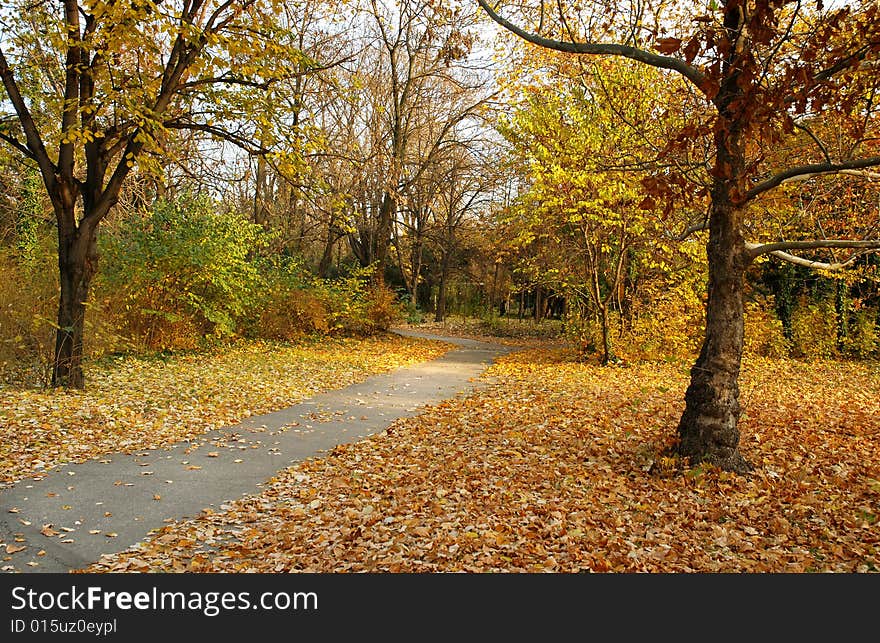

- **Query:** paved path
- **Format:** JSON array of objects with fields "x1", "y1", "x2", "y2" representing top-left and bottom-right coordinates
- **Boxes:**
[{"x1": 0, "y1": 331, "x2": 512, "y2": 573}]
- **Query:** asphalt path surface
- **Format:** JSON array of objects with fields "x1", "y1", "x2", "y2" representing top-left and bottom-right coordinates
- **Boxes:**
[{"x1": 0, "y1": 331, "x2": 511, "y2": 573}]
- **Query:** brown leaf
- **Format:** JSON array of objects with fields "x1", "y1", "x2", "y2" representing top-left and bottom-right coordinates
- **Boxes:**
[
  {"x1": 40, "y1": 524, "x2": 59, "y2": 537},
  {"x1": 655, "y1": 37, "x2": 682, "y2": 54}
]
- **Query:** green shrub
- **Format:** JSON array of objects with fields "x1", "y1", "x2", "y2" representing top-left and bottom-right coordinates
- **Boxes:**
[
  {"x1": 244, "y1": 261, "x2": 403, "y2": 339},
  {"x1": 98, "y1": 194, "x2": 267, "y2": 350},
  {"x1": 244, "y1": 256, "x2": 330, "y2": 340},
  {"x1": 319, "y1": 267, "x2": 403, "y2": 334}
]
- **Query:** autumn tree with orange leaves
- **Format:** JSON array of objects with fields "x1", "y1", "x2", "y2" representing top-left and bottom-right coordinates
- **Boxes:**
[{"x1": 478, "y1": 0, "x2": 880, "y2": 472}]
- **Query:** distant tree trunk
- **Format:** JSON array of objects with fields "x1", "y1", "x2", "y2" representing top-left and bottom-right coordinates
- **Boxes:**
[
  {"x1": 253, "y1": 154, "x2": 270, "y2": 228},
  {"x1": 597, "y1": 301, "x2": 614, "y2": 365},
  {"x1": 417, "y1": 274, "x2": 433, "y2": 312},
  {"x1": 767, "y1": 262, "x2": 796, "y2": 342},
  {"x1": 434, "y1": 253, "x2": 451, "y2": 322},
  {"x1": 317, "y1": 223, "x2": 338, "y2": 278},
  {"x1": 835, "y1": 279, "x2": 849, "y2": 350},
  {"x1": 374, "y1": 191, "x2": 395, "y2": 283}
]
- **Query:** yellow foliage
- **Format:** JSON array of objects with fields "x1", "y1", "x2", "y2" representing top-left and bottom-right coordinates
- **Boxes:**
[
  {"x1": 790, "y1": 296, "x2": 838, "y2": 360},
  {"x1": 744, "y1": 300, "x2": 790, "y2": 359}
]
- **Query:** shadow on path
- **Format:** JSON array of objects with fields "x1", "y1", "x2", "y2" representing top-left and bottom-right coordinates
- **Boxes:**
[{"x1": 0, "y1": 331, "x2": 511, "y2": 573}]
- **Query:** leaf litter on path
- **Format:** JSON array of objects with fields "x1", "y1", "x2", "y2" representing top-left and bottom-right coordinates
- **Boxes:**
[
  {"x1": 82, "y1": 349, "x2": 880, "y2": 573},
  {"x1": 0, "y1": 334, "x2": 452, "y2": 487}
]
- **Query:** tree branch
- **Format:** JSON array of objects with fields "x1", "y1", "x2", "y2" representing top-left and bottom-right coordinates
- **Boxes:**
[
  {"x1": 475, "y1": 0, "x2": 706, "y2": 90},
  {"x1": 747, "y1": 239, "x2": 880, "y2": 260},
  {"x1": 164, "y1": 120, "x2": 269, "y2": 155},
  {"x1": 750, "y1": 246, "x2": 873, "y2": 271},
  {"x1": 743, "y1": 156, "x2": 880, "y2": 201},
  {"x1": 0, "y1": 47, "x2": 57, "y2": 190},
  {"x1": 0, "y1": 130, "x2": 38, "y2": 162},
  {"x1": 673, "y1": 221, "x2": 709, "y2": 241}
]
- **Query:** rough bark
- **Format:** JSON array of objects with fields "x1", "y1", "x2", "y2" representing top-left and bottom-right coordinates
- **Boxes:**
[
  {"x1": 675, "y1": 92, "x2": 752, "y2": 471},
  {"x1": 52, "y1": 215, "x2": 98, "y2": 388},
  {"x1": 675, "y1": 196, "x2": 752, "y2": 472}
]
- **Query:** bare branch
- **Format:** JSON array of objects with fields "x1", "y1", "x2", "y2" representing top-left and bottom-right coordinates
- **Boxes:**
[
  {"x1": 475, "y1": 0, "x2": 707, "y2": 90},
  {"x1": 673, "y1": 221, "x2": 709, "y2": 241},
  {"x1": 743, "y1": 156, "x2": 880, "y2": 201},
  {"x1": 164, "y1": 120, "x2": 270, "y2": 155},
  {"x1": 747, "y1": 239, "x2": 880, "y2": 259},
  {"x1": 0, "y1": 130, "x2": 38, "y2": 161},
  {"x1": 751, "y1": 246, "x2": 873, "y2": 271},
  {"x1": 792, "y1": 120, "x2": 831, "y2": 163}
]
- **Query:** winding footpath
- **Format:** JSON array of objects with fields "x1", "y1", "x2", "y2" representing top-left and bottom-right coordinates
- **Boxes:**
[{"x1": 0, "y1": 331, "x2": 512, "y2": 574}]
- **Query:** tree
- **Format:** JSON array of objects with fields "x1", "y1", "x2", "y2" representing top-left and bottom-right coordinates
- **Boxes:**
[
  {"x1": 0, "y1": 0, "x2": 297, "y2": 387},
  {"x1": 499, "y1": 56, "x2": 688, "y2": 363},
  {"x1": 478, "y1": 0, "x2": 880, "y2": 471},
  {"x1": 360, "y1": 0, "x2": 486, "y2": 280}
]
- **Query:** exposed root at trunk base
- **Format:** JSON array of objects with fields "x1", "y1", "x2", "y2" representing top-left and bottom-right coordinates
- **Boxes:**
[
  {"x1": 680, "y1": 448, "x2": 754, "y2": 475},
  {"x1": 652, "y1": 445, "x2": 754, "y2": 477}
]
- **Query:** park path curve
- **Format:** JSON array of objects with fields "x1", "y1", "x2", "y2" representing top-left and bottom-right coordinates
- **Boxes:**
[{"x1": 0, "y1": 331, "x2": 512, "y2": 573}]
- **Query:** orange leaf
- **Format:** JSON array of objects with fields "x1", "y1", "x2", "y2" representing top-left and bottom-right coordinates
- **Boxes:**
[{"x1": 40, "y1": 524, "x2": 59, "y2": 537}]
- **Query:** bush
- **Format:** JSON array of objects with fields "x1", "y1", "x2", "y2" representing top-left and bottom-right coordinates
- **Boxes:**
[
  {"x1": 244, "y1": 261, "x2": 403, "y2": 339},
  {"x1": 790, "y1": 296, "x2": 838, "y2": 359},
  {"x1": 744, "y1": 299, "x2": 790, "y2": 358},
  {"x1": 98, "y1": 194, "x2": 267, "y2": 350},
  {"x1": 319, "y1": 267, "x2": 403, "y2": 334},
  {"x1": 245, "y1": 256, "x2": 330, "y2": 340},
  {"x1": 842, "y1": 308, "x2": 878, "y2": 359},
  {"x1": 0, "y1": 245, "x2": 56, "y2": 385}
]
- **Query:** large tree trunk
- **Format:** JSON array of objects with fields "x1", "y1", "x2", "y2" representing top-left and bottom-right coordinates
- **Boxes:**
[
  {"x1": 52, "y1": 220, "x2": 97, "y2": 388},
  {"x1": 675, "y1": 194, "x2": 752, "y2": 472},
  {"x1": 674, "y1": 22, "x2": 754, "y2": 473}
]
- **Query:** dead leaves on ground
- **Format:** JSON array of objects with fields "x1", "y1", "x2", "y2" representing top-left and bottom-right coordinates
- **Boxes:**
[
  {"x1": 0, "y1": 334, "x2": 451, "y2": 487},
  {"x1": 84, "y1": 349, "x2": 880, "y2": 573}
]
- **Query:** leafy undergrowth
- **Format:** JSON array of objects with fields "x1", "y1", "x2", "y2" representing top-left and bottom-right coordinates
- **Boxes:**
[
  {"x1": 0, "y1": 334, "x2": 452, "y2": 488},
  {"x1": 83, "y1": 349, "x2": 880, "y2": 573}
]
